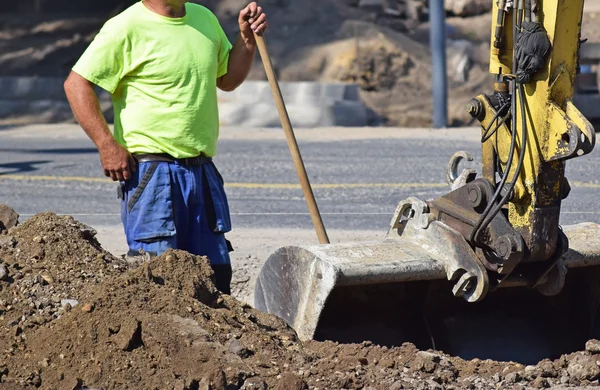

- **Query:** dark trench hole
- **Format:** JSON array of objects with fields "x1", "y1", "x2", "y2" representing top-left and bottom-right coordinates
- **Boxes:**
[{"x1": 313, "y1": 267, "x2": 600, "y2": 365}]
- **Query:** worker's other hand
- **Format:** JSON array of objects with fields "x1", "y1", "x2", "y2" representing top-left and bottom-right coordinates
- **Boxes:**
[
  {"x1": 239, "y1": 2, "x2": 268, "y2": 47},
  {"x1": 98, "y1": 139, "x2": 136, "y2": 182}
]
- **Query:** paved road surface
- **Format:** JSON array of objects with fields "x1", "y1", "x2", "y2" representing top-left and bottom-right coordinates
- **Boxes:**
[{"x1": 1, "y1": 124, "x2": 599, "y2": 233}]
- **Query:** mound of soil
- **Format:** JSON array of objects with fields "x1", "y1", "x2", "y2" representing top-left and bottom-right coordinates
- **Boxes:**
[
  {"x1": 2, "y1": 212, "x2": 600, "y2": 389},
  {"x1": 0, "y1": 213, "x2": 128, "y2": 360}
]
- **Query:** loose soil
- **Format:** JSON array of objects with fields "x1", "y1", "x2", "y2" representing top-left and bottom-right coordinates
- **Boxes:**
[{"x1": 2, "y1": 212, "x2": 600, "y2": 389}]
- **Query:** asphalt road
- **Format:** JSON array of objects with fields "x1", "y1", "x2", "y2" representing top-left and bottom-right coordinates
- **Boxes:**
[{"x1": 1, "y1": 124, "x2": 599, "y2": 233}]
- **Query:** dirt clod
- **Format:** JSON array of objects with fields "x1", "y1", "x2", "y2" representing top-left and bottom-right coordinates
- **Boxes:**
[
  {"x1": 0, "y1": 205, "x2": 19, "y2": 233},
  {"x1": 586, "y1": 339, "x2": 600, "y2": 353},
  {"x1": 274, "y1": 373, "x2": 307, "y2": 390},
  {"x1": 567, "y1": 353, "x2": 600, "y2": 381},
  {"x1": 0, "y1": 263, "x2": 8, "y2": 281},
  {"x1": 113, "y1": 318, "x2": 142, "y2": 351}
]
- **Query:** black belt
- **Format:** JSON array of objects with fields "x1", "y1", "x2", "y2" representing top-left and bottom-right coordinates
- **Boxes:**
[{"x1": 133, "y1": 153, "x2": 212, "y2": 166}]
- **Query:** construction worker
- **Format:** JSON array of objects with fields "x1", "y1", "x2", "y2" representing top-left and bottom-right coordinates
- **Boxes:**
[{"x1": 64, "y1": 1, "x2": 268, "y2": 294}]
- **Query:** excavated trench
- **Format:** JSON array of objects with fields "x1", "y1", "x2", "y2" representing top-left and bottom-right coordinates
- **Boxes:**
[{"x1": 314, "y1": 267, "x2": 600, "y2": 365}]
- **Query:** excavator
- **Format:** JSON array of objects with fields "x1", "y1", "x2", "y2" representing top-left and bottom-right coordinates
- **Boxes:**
[{"x1": 253, "y1": 0, "x2": 600, "y2": 364}]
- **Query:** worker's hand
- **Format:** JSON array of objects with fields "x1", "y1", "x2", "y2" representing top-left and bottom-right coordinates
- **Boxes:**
[
  {"x1": 238, "y1": 2, "x2": 268, "y2": 49},
  {"x1": 98, "y1": 139, "x2": 136, "y2": 182}
]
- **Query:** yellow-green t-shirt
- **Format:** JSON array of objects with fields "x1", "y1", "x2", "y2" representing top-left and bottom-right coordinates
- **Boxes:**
[{"x1": 72, "y1": 1, "x2": 232, "y2": 158}]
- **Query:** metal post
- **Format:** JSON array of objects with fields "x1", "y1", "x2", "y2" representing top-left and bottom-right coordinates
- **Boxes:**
[{"x1": 429, "y1": 0, "x2": 448, "y2": 128}]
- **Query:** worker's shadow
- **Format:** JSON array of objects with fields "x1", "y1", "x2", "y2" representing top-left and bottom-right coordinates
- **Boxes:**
[
  {"x1": 0, "y1": 148, "x2": 98, "y2": 155},
  {"x1": 0, "y1": 160, "x2": 52, "y2": 175}
]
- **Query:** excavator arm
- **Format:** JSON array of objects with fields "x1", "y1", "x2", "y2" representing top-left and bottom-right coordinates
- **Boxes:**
[
  {"x1": 422, "y1": 0, "x2": 596, "y2": 298},
  {"x1": 254, "y1": 0, "x2": 600, "y2": 362}
]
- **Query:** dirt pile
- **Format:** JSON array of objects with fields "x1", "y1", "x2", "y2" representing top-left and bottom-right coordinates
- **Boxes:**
[
  {"x1": 3, "y1": 213, "x2": 600, "y2": 389},
  {"x1": 0, "y1": 213, "x2": 129, "y2": 361}
]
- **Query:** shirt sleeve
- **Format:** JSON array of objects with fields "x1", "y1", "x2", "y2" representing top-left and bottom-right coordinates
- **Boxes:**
[
  {"x1": 215, "y1": 19, "x2": 233, "y2": 78},
  {"x1": 72, "y1": 20, "x2": 130, "y2": 94}
]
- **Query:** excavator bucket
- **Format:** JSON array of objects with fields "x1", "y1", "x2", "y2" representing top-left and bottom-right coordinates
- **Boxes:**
[{"x1": 254, "y1": 199, "x2": 600, "y2": 363}]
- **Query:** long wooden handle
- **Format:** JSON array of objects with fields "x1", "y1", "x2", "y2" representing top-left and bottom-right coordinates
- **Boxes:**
[{"x1": 254, "y1": 34, "x2": 330, "y2": 245}]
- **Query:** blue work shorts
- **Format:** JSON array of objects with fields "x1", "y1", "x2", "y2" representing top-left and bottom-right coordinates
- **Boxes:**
[{"x1": 119, "y1": 160, "x2": 233, "y2": 284}]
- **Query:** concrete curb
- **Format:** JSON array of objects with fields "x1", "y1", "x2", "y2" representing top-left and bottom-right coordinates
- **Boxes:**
[
  {"x1": 0, "y1": 77, "x2": 369, "y2": 127},
  {"x1": 217, "y1": 81, "x2": 368, "y2": 127}
]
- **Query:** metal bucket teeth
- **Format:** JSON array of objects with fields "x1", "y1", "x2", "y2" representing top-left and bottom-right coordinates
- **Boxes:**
[{"x1": 254, "y1": 222, "x2": 600, "y2": 342}]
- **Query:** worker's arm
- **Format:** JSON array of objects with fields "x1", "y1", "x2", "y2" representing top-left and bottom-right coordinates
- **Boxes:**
[
  {"x1": 64, "y1": 71, "x2": 135, "y2": 182},
  {"x1": 217, "y1": 2, "x2": 268, "y2": 92}
]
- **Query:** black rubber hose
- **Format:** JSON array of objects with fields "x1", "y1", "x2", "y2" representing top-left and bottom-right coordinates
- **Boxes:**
[
  {"x1": 481, "y1": 102, "x2": 510, "y2": 142},
  {"x1": 470, "y1": 81, "x2": 519, "y2": 244},
  {"x1": 482, "y1": 110, "x2": 511, "y2": 143},
  {"x1": 472, "y1": 83, "x2": 528, "y2": 246}
]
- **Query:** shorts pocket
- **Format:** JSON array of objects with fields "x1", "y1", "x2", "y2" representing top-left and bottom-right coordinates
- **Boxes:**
[
  {"x1": 125, "y1": 162, "x2": 176, "y2": 241},
  {"x1": 204, "y1": 163, "x2": 232, "y2": 233}
]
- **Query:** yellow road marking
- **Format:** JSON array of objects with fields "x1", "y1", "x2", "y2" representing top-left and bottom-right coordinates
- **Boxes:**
[
  {"x1": 227, "y1": 182, "x2": 449, "y2": 189},
  {"x1": 1, "y1": 174, "x2": 599, "y2": 190},
  {"x1": 570, "y1": 181, "x2": 600, "y2": 189},
  {"x1": 0, "y1": 174, "x2": 447, "y2": 189},
  {"x1": 0, "y1": 174, "x2": 112, "y2": 183}
]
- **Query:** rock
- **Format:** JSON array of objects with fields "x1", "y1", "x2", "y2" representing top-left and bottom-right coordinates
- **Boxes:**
[
  {"x1": 532, "y1": 376, "x2": 549, "y2": 388},
  {"x1": 173, "y1": 380, "x2": 186, "y2": 390},
  {"x1": 198, "y1": 378, "x2": 211, "y2": 390},
  {"x1": 0, "y1": 264, "x2": 8, "y2": 281},
  {"x1": 0, "y1": 235, "x2": 15, "y2": 247},
  {"x1": 0, "y1": 205, "x2": 19, "y2": 232},
  {"x1": 142, "y1": 263, "x2": 153, "y2": 281},
  {"x1": 40, "y1": 273, "x2": 54, "y2": 285},
  {"x1": 411, "y1": 351, "x2": 441, "y2": 373},
  {"x1": 81, "y1": 303, "x2": 94, "y2": 313},
  {"x1": 241, "y1": 377, "x2": 268, "y2": 389},
  {"x1": 114, "y1": 318, "x2": 142, "y2": 351},
  {"x1": 505, "y1": 372, "x2": 521, "y2": 384},
  {"x1": 586, "y1": 339, "x2": 600, "y2": 353},
  {"x1": 61, "y1": 377, "x2": 83, "y2": 390},
  {"x1": 274, "y1": 373, "x2": 308, "y2": 390},
  {"x1": 203, "y1": 369, "x2": 227, "y2": 390},
  {"x1": 538, "y1": 360, "x2": 558, "y2": 378},
  {"x1": 567, "y1": 354, "x2": 600, "y2": 381},
  {"x1": 445, "y1": 0, "x2": 492, "y2": 16},
  {"x1": 228, "y1": 339, "x2": 254, "y2": 358},
  {"x1": 61, "y1": 299, "x2": 79, "y2": 308},
  {"x1": 390, "y1": 382, "x2": 404, "y2": 390}
]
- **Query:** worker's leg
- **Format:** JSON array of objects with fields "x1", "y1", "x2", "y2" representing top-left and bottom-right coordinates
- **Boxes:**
[
  {"x1": 176, "y1": 162, "x2": 233, "y2": 294},
  {"x1": 119, "y1": 161, "x2": 177, "y2": 259}
]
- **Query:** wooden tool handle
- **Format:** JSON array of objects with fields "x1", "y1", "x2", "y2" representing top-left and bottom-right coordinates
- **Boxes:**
[{"x1": 254, "y1": 33, "x2": 330, "y2": 245}]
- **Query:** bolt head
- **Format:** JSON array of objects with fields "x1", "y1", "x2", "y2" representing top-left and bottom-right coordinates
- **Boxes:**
[
  {"x1": 497, "y1": 235, "x2": 518, "y2": 260},
  {"x1": 467, "y1": 183, "x2": 486, "y2": 208},
  {"x1": 468, "y1": 188, "x2": 480, "y2": 204}
]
